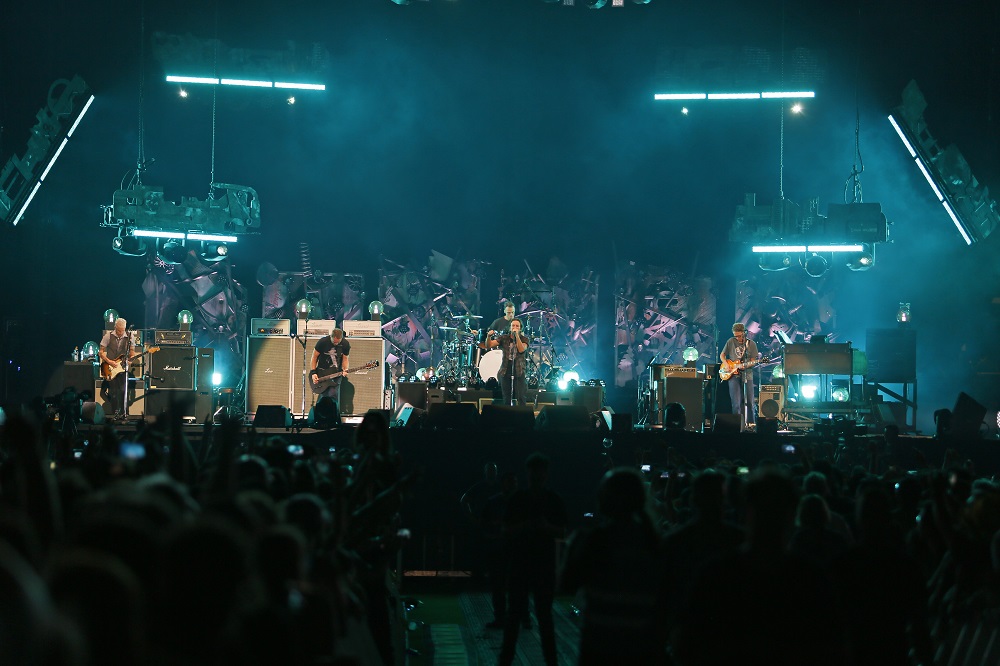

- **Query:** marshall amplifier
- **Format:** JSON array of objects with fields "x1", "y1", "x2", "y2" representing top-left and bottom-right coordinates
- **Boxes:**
[
  {"x1": 251, "y1": 318, "x2": 291, "y2": 337},
  {"x1": 155, "y1": 330, "x2": 193, "y2": 346},
  {"x1": 149, "y1": 346, "x2": 198, "y2": 390}
]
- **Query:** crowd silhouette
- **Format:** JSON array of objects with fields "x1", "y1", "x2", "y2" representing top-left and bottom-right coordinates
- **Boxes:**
[{"x1": 1, "y1": 395, "x2": 999, "y2": 665}]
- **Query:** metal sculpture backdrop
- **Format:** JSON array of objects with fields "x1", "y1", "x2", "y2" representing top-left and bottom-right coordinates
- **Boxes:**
[{"x1": 614, "y1": 261, "x2": 718, "y2": 388}]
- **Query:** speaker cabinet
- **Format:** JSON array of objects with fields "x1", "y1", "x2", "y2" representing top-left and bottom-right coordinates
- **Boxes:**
[
  {"x1": 94, "y1": 379, "x2": 145, "y2": 418},
  {"x1": 480, "y1": 404, "x2": 535, "y2": 431},
  {"x1": 396, "y1": 381, "x2": 428, "y2": 410},
  {"x1": 146, "y1": 390, "x2": 200, "y2": 421},
  {"x1": 758, "y1": 383, "x2": 785, "y2": 421},
  {"x1": 253, "y1": 405, "x2": 292, "y2": 428},
  {"x1": 535, "y1": 405, "x2": 592, "y2": 431},
  {"x1": 713, "y1": 413, "x2": 744, "y2": 433},
  {"x1": 246, "y1": 337, "x2": 293, "y2": 416},
  {"x1": 426, "y1": 402, "x2": 480, "y2": 430},
  {"x1": 952, "y1": 392, "x2": 986, "y2": 439},
  {"x1": 63, "y1": 361, "x2": 97, "y2": 395},
  {"x1": 652, "y1": 377, "x2": 704, "y2": 432},
  {"x1": 81, "y1": 401, "x2": 105, "y2": 424},
  {"x1": 149, "y1": 346, "x2": 197, "y2": 390},
  {"x1": 393, "y1": 404, "x2": 426, "y2": 428},
  {"x1": 572, "y1": 385, "x2": 604, "y2": 413},
  {"x1": 338, "y1": 337, "x2": 385, "y2": 416}
]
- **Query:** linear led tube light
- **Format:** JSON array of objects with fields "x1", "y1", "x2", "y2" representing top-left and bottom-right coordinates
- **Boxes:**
[
  {"x1": 166, "y1": 75, "x2": 220, "y2": 85},
  {"x1": 887, "y1": 115, "x2": 917, "y2": 158},
  {"x1": 220, "y1": 78, "x2": 272, "y2": 88},
  {"x1": 38, "y1": 138, "x2": 69, "y2": 182},
  {"x1": 133, "y1": 229, "x2": 186, "y2": 239},
  {"x1": 67, "y1": 95, "x2": 95, "y2": 137},
  {"x1": 187, "y1": 233, "x2": 238, "y2": 242},
  {"x1": 914, "y1": 159, "x2": 946, "y2": 201},
  {"x1": 752, "y1": 245, "x2": 807, "y2": 253},
  {"x1": 274, "y1": 81, "x2": 326, "y2": 91},
  {"x1": 761, "y1": 91, "x2": 816, "y2": 99},
  {"x1": 707, "y1": 92, "x2": 761, "y2": 100},
  {"x1": 654, "y1": 93, "x2": 708, "y2": 100},
  {"x1": 806, "y1": 244, "x2": 864, "y2": 253},
  {"x1": 11, "y1": 182, "x2": 42, "y2": 227},
  {"x1": 941, "y1": 201, "x2": 973, "y2": 245}
]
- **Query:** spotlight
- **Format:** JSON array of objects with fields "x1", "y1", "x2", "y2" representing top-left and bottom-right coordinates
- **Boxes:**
[
  {"x1": 295, "y1": 298, "x2": 312, "y2": 319},
  {"x1": 212, "y1": 372, "x2": 222, "y2": 386},
  {"x1": 286, "y1": 96, "x2": 295, "y2": 105},
  {"x1": 112, "y1": 234, "x2": 148, "y2": 257},
  {"x1": 801, "y1": 252, "x2": 829, "y2": 278},
  {"x1": 896, "y1": 302, "x2": 911, "y2": 323},
  {"x1": 799, "y1": 376, "x2": 820, "y2": 401},
  {"x1": 557, "y1": 370, "x2": 580, "y2": 390},
  {"x1": 157, "y1": 239, "x2": 188, "y2": 264},
  {"x1": 179, "y1": 89, "x2": 188, "y2": 98},
  {"x1": 846, "y1": 244, "x2": 874, "y2": 271},
  {"x1": 199, "y1": 241, "x2": 228, "y2": 262},
  {"x1": 771, "y1": 365, "x2": 785, "y2": 381},
  {"x1": 831, "y1": 379, "x2": 850, "y2": 403},
  {"x1": 758, "y1": 253, "x2": 791, "y2": 272},
  {"x1": 682, "y1": 346, "x2": 699, "y2": 363},
  {"x1": 790, "y1": 102, "x2": 803, "y2": 114}
]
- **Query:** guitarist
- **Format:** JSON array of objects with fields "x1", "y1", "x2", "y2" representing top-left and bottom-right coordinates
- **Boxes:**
[
  {"x1": 720, "y1": 322, "x2": 760, "y2": 429},
  {"x1": 311, "y1": 327, "x2": 350, "y2": 406},
  {"x1": 98, "y1": 317, "x2": 137, "y2": 418}
]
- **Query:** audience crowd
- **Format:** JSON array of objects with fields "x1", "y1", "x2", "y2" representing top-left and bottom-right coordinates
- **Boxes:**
[{"x1": 1, "y1": 395, "x2": 999, "y2": 665}]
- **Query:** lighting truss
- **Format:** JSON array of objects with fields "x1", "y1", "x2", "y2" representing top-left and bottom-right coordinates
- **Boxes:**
[
  {"x1": 166, "y1": 75, "x2": 326, "y2": 91},
  {"x1": 888, "y1": 80, "x2": 998, "y2": 245},
  {"x1": 655, "y1": 91, "x2": 815, "y2": 101},
  {"x1": 0, "y1": 76, "x2": 94, "y2": 226}
]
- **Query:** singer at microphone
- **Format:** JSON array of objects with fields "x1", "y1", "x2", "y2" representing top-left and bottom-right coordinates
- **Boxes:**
[{"x1": 482, "y1": 317, "x2": 529, "y2": 406}]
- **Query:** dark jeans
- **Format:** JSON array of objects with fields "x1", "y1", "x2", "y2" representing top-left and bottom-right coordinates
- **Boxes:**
[
  {"x1": 499, "y1": 569, "x2": 557, "y2": 666},
  {"x1": 727, "y1": 375, "x2": 756, "y2": 424},
  {"x1": 498, "y1": 373, "x2": 527, "y2": 406}
]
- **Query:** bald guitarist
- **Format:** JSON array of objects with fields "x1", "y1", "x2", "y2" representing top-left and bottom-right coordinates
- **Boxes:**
[{"x1": 720, "y1": 322, "x2": 760, "y2": 428}]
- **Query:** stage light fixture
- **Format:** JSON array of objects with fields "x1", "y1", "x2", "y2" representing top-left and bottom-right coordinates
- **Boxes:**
[
  {"x1": 368, "y1": 300, "x2": 384, "y2": 319},
  {"x1": 758, "y1": 253, "x2": 791, "y2": 272},
  {"x1": 846, "y1": 244, "x2": 874, "y2": 271},
  {"x1": 799, "y1": 377, "x2": 820, "y2": 401},
  {"x1": 584, "y1": 0, "x2": 609, "y2": 7},
  {"x1": 212, "y1": 372, "x2": 222, "y2": 386},
  {"x1": 157, "y1": 239, "x2": 188, "y2": 264},
  {"x1": 831, "y1": 379, "x2": 850, "y2": 403},
  {"x1": 103, "y1": 309, "x2": 119, "y2": 326},
  {"x1": 112, "y1": 234, "x2": 148, "y2": 257},
  {"x1": 199, "y1": 241, "x2": 228, "y2": 262},
  {"x1": 177, "y1": 310, "x2": 194, "y2": 326},
  {"x1": 295, "y1": 298, "x2": 312, "y2": 319},
  {"x1": 771, "y1": 365, "x2": 785, "y2": 381},
  {"x1": 81, "y1": 341, "x2": 99, "y2": 359},
  {"x1": 801, "y1": 253, "x2": 829, "y2": 278},
  {"x1": 896, "y1": 302, "x2": 911, "y2": 323},
  {"x1": 558, "y1": 370, "x2": 581, "y2": 390},
  {"x1": 682, "y1": 346, "x2": 699, "y2": 363}
]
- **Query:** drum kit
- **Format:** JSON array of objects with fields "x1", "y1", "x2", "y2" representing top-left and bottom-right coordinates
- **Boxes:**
[{"x1": 424, "y1": 311, "x2": 562, "y2": 388}]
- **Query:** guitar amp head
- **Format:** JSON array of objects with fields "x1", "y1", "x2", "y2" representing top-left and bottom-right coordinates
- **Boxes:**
[{"x1": 155, "y1": 330, "x2": 193, "y2": 346}]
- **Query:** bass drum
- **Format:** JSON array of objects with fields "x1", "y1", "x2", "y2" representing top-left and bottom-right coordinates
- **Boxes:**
[{"x1": 477, "y1": 349, "x2": 505, "y2": 383}]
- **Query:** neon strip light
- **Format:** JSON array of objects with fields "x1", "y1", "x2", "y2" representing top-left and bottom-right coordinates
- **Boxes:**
[
  {"x1": 38, "y1": 138, "x2": 69, "y2": 182},
  {"x1": 707, "y1": 92, "x2": 761, "y2": 100},
  {"x1": 187, "y1": 233, "x2": 238, "y2": 242},
  {"x1": 133, "y1": 229, "x2": 186, "y2": 239},
  {"x1": 941, "y1": 201, "x2": 973, "y2": 245},
  {"x1": 166, "y1": 76, "x2": 220, "y2": 85},
  {"x1": 12, "y1": 182, "x2": 42, "y2": 226},
  {"x1": 752, "y1": 245, "x2": 807, "y2": 253},
  {"x1": 914, "y1": 159, "x2": 945, "y2": 201},
  {"x1": 67, "y1": 95, "x2": 95, "y2": 137},
  {"x1": 654, "y1": 93, "x2": 707, "y2": 100},
  {"x1": 274, "y1": 81, "x2": 326, "y2": 91},
  {"x1": 655, "y1": 91, "x2": 814, "y2": 101},
  {"x1": 220, "y1": 78, "x2": 273, "y2": 88},
  {"x1": 887, "y1": 115, "x2": 917, "y2": 157},
  {"x1": 761, "y1": 91, "x2": 816, "y2": 99},
  {"x1": 806, "y1": 244, "x2": 864, "y2": 253}
]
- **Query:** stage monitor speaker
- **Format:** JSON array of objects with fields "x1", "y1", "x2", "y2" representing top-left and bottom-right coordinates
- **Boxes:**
[
  {"x1": 149, "y1": 346, "x2": 197, "y2": 391},
  {"x1": 247, "y1": 337, "x2": 293, "y2": 416},
  {"x1": 308, "y1": 397, "x2": 341, "y2": 429},
  {"x1": 426, "y1": 402, "x2": 479, "y2": 430},
  {"x1": 572, "y1": 385, "x2": 604, "y2": 414},
  {"x1": 253, "y1": 405, "x2": 292, "y2": 428},
  {"x1": 81, "y1": 401, "x2": 105, "y2": 424},
  {"x1": 331, "y1": 337, "x2": 385, "y2": 416},
  {"x1": 535, "y1": 405, "x2": 591, "y2": 431},
  {"x1": 392, "y1": 404, "x2": 426, "y2": 428},
  {"x1": 952, "y1": 392, "x2": 986, "y2": 439},
  {"x1": 758, "y1": 383, "x2": 785, "y2": 421},
  {"x1": 713, "y1": 413, "x2": 744, "y2": 434},
  {"x1": 480, "y1": 404, "x2": 535, "y2": 431},
  {"x1": 145, "y1": 390, "x2": 201, "y2": 421},
  {"x1": 396, "y1": 381, "x2": 428, "y2": 410}
]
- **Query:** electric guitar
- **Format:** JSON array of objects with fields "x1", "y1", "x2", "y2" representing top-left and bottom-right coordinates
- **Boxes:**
[
  {"x1": 100, "y1": 346, "x2": 161, "y2": 381},
  {"x1": 719, "y1": 354, "x2": 772, "y2": 381},
  {"x1": 309, "y1": 360, "x2": 380, "y2": 394}
]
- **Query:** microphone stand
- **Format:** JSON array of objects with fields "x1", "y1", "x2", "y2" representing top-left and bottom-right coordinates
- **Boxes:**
[
  {"x1": 120, "y1": 331, "x2": 133, "y2": 419},
  {"x1": 508, "y1": 334, "x2": 516, "y2": 406},
  {"x1": 294, "y1": 315, "x2": 310, "y2": 419}
]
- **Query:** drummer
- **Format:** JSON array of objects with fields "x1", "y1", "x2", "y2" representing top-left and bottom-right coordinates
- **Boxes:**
[{"x1": 475, "y1": 301, "x2": 517, "y2": 344}]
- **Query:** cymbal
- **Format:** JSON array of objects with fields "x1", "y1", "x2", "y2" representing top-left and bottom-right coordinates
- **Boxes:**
[
  {"x1": 438, "y1": 325, "x2": 457, "y2": 331},
  {"x1": 451, "y1": 314, "x2": 482, "y2": 320}
]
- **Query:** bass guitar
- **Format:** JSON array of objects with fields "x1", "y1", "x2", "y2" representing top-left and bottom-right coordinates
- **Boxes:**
[
  {"x1": 309, "y1": 360, "x2": 380, "y2": 394},
  {"x1": 101, "y1": 346, "x2": 161, "y2": 381},
  {"x1": 719, "y1": 354, "x2": 771, "y2": 381}
]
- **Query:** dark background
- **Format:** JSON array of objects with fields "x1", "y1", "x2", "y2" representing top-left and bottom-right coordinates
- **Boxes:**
[{"x1": 2, "y1": 0, "x2": 997, "y2": 431}]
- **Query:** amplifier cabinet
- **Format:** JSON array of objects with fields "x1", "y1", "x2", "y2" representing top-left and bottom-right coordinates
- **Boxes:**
[
  {"x1": 339, "y1": 337, "x2": 385, "y2": 416},
  {"x1": 759, "y1": 383, "x2": 786, "y2": 421},
  {"x1": 246, "y1": 336, "x2": 293, "y2": 416},
  {"x1": 149, "y1": 346, "x2": 197, "y2": 390}
]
